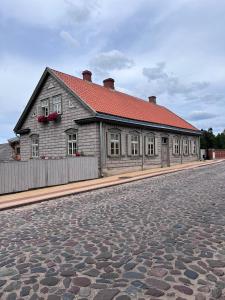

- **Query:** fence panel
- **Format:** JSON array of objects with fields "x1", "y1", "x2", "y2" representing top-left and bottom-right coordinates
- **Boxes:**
[
  {"x1": 0, "y1": 161, "x2": 28, "y2": 194},
  {"x1": 0, "y1": 157, "x2": 98, "y2": 195}
]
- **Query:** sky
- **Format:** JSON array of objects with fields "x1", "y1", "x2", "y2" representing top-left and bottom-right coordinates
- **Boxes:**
[{"x1": 0, "y1": 0, "x2": 225, "y2": 143}]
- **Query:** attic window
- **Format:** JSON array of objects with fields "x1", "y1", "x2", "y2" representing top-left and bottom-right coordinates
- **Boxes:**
[{"x1": 47, "y1": 82, "x2": 55, "y2": 89}]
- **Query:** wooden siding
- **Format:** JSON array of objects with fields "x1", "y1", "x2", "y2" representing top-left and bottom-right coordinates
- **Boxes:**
[{"x1": 0, "y1": 157, "x2": 98, "y2": 195}]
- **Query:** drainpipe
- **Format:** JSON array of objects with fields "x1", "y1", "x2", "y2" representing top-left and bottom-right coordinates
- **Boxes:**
[
  {"x1": 141, "y1": 130, "x2": 144, "y2": 171},
  {"x1": 198, "y1": 135, "x2": 201, "y2": 160},
  {"x1": 99, "y1": 121, "x2": 104, "y2": 177},
  {"x1": 181, "y1": 136, "x2": 183, "y2": 164}
]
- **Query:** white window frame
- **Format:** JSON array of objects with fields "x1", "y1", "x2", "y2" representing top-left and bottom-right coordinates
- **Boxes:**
[
  {"x1": 52, "y1": 95, "x2": 62, "y2": 114},
  {"x1": 110, "y1": 132, "x2": 120, "y2": 156},
  {"x1": 67, "y1": 132, "x2": 77, "y2": 156},
  {"x1": 31, "y1": 135, "x2": 39, "y2": 158},
  {"x1": 41, "y1": 99, "x2": 49, "y2": 117},
  {"x1": 131, "y1": 134, "x2": 139, "y2": 156},
  {"x1": 146, "y1": 136, "x2": 155, "y2": 156},
  {"x1": 183, "y1": 139, "x2": 188, "y2": 155},
  {"x1": 174, "y1": 138, "x2": 180, "y2": 155}
]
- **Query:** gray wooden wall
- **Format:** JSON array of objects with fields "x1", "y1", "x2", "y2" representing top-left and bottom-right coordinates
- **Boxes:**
[{"x1": 0, "y1": 157, "x2": 98, "y2": 195}]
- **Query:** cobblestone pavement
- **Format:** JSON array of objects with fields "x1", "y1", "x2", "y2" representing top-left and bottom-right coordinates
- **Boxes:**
[{"x1": 1, "y1": 162, "x2": 225, "y2": 300}]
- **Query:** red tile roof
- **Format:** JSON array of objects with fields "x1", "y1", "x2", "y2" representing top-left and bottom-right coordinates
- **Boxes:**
[{"x1": 51, "y1": 69, "x2": 199, "y2": 132}]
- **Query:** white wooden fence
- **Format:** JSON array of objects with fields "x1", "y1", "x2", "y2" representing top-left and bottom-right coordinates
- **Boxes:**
[{"x1": 0, "y1": 157, "x2": 98, "y2": 195}]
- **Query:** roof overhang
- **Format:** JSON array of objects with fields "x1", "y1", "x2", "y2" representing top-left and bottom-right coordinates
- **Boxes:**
[
  {"x1": 75, "y1": 113, "x2": 201, "y2": 136},
  {"x1": 16, "y1": 128, "x2": 30, "y2": 135}
]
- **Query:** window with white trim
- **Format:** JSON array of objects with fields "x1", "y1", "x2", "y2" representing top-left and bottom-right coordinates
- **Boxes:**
[
  {"x1": 174, "y1": 138, "x2": 180, "y2": 155},
  {"x1": 67, "y1": 132, "x2": 77, "y2": 155},
  {"x1": 146, "y1": 136, "x2": 155, "y2": 156},
  {"x1": 110, "y1": 132, "x2": 120, "y2": 156},
  {"x1": 31, "y1": 135, "x2": 39, "y2": 158},
  {"x1": 131, "y1": 134, "x2": 139, "y2": 156},
  {"x1": 53, "y1": 95, "x2": 62, "y2": 114},
  {"x1": 41, "y1": 99, "x2": 49, "y2": 117},
  {"x1": 183, "y1": 139, "x2": 188, "y2": 155}
]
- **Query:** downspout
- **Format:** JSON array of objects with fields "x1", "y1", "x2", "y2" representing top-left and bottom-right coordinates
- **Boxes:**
[
  {"x1": 99, "y1": 121, "x2": 104, "y2": 177},
  {"x1": 181, "y1": 136, "x2": 183, "y2": 164},
  {"x1": 198, "y1": 135, "x2": 201, "y2": 160},
  {"x1": 141, "y1": 130, "x2": 144, "y2": 171}
]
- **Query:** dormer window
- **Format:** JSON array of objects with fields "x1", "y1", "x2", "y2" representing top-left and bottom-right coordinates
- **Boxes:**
[{"x1": 41, "y1": 99, "x2": 49, "y2": 117}]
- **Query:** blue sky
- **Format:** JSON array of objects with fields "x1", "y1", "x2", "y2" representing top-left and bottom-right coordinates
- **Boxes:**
[{"x1": 0, "y1": 0, "x2": 225, "y2": 143}]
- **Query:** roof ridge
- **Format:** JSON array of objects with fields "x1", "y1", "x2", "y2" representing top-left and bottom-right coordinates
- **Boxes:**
[{"x1": 49, "y1": 68, "x2": 157, "y2": 106}]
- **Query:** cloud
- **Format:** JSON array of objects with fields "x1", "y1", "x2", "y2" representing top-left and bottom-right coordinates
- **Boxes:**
[
  {"x1": 0, "y1": 0, "x2": 98, "y2": 29},
  {"x1": 90, "y1": 50, "x2": 134, "y2": 76},
  {"x1": 188, "y1": 111, "x2": 217, "y2": 121},
  {"x1": 142, "y1": 62, "x2": 209, "y2": 97},
  {"x1": 65, "y1": 0, "x2": 99, "y2": 25},
  {"x1": 59, "y1": 30, "x2": 79, "y2": 48}
]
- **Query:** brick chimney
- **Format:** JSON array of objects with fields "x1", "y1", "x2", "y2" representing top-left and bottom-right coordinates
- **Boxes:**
[
  {"x1": 103, "y1": 78, "x2": 115, "y2": 89},
  {"x1": 82, "y1": 70, "x2": 92, "y2": 82},
  {"x1": 148, "y1": 96, "x2": 156, "y2": 104}
]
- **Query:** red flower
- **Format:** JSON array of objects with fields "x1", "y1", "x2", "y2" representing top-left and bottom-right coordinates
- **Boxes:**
[
  {"x1": 47, "y1": 112, "x2": 60, "y2": 121},
  {"x1": 38, "y1": 115, "x2": 48, "y2": 123},
  {"x1": 75, "y1": 152, "x2": 81, "y2": 157}
]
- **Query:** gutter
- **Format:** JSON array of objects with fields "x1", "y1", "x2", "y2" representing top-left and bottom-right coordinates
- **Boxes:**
[{"x1": 76, "y1": 113, "x2": 201, "y2": 136}]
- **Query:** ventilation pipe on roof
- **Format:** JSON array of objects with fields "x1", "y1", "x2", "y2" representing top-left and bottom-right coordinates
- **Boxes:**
[
  {"x1": 82, "y1": 70, "x2": 92, "y2": 82},
  {"x1": 148, "y1": 96, "x2": 156, "y2": 104},
  {"x1": 103, "y1": 78, "x2": 115, "y2": 89}
]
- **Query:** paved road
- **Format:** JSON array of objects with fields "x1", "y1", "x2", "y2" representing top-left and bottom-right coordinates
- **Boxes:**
[{"x1": 1, "y1": 162, "x2": 225, "y2": 300}]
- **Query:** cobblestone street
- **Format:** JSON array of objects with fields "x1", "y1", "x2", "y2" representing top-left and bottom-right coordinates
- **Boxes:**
[{"x1": 1, "y1": 162, "x2": 225, "y2": 300}]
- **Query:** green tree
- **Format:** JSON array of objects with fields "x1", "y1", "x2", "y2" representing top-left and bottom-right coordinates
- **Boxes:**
[{"x1": 200, "y1": 128, "x2": 216, "y2": 149}]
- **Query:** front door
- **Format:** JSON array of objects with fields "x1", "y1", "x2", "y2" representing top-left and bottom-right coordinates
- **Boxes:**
[{"x1": 161, "y1": 137, "x2": 169, "y2": 167}]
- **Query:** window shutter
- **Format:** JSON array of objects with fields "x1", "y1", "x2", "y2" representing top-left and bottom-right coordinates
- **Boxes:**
[
  {"x1": 127, "y1": 135, "x2": 132, "y2": 156},
  {"x1": 180, "y1": 139, "x2": 182, "y2": 155},
  {"x1": 190, "y1": 140, "x2": 193, "y2": 155},
  {"x1": 155, "y1": 136, "x2": 159, "y2": 156},
  {"x1": 121, "y1": 132, "x2": 126, "y2": 156},
  {"x1": 172, "y1": 137, "x2": 175, "y2": 155},
  {"x1": 139, "y1": 135, "x2": 143, "y2": 156},
  {"x1": 38, "y1": 105, "x2": 42, "y2": 116},
  {"x1": 49, "y1": 98, "x2": 53, "y2": 113},
  {"x1": 196, "y1": 139, "x2": 198, "y2": 156},
  {"x1": 106, "y1": 132, "x2": 111, "y2": 157},
  {"x1": 145, "y1": 136, "x2": 148, "y2": 156}
]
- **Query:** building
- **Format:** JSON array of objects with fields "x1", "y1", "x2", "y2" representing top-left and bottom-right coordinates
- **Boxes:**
[{"x1": 14, "y1": 68, "x2": 201, "y2": 176}]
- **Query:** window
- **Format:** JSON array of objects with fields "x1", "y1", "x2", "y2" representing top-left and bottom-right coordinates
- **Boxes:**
[
  {"x1": 110, "y1": 133, "x2": 120, "y2": 156},
  {"x1": 53, "y1": 95, "x2": 62, "y2": 114},
  {"x1": 41, "y1": 99, "x2": 49, "y2": 117},
  {"x1": 31, "y1": 135, "x2": 39, "y2": 158},
  {"x1": 174, "y1": 138, "x2": 180, "y2": 155},
  {"x1": 69, "y1": 99, "x2": 75, "y2": 108},
  {"x1": 15, "y1": 147, "x2": 20, "y2": 155},
  {"x1": 146, "y1": 136, "x2": 155, "y2": 156},
  {"x1": 67, "y1": 132, "x2": 77, "y2": 155},
  {"x1": 162, "y1": 137, "x2": 168, "y2": 144},
  {"x1": 183, "y1": 139, "x2": 188, "y2": 155},
  {"x1": 131, "y1": 135, "x2": 139, "y2": 156}
]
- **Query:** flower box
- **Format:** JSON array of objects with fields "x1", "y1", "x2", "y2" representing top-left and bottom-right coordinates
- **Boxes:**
[
  {"x1": 47, "y1": 112, "x2": 61, "y2": 122},
  {"x1": 38, "y1": 115, "x2": 48, "y2": 123}
]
